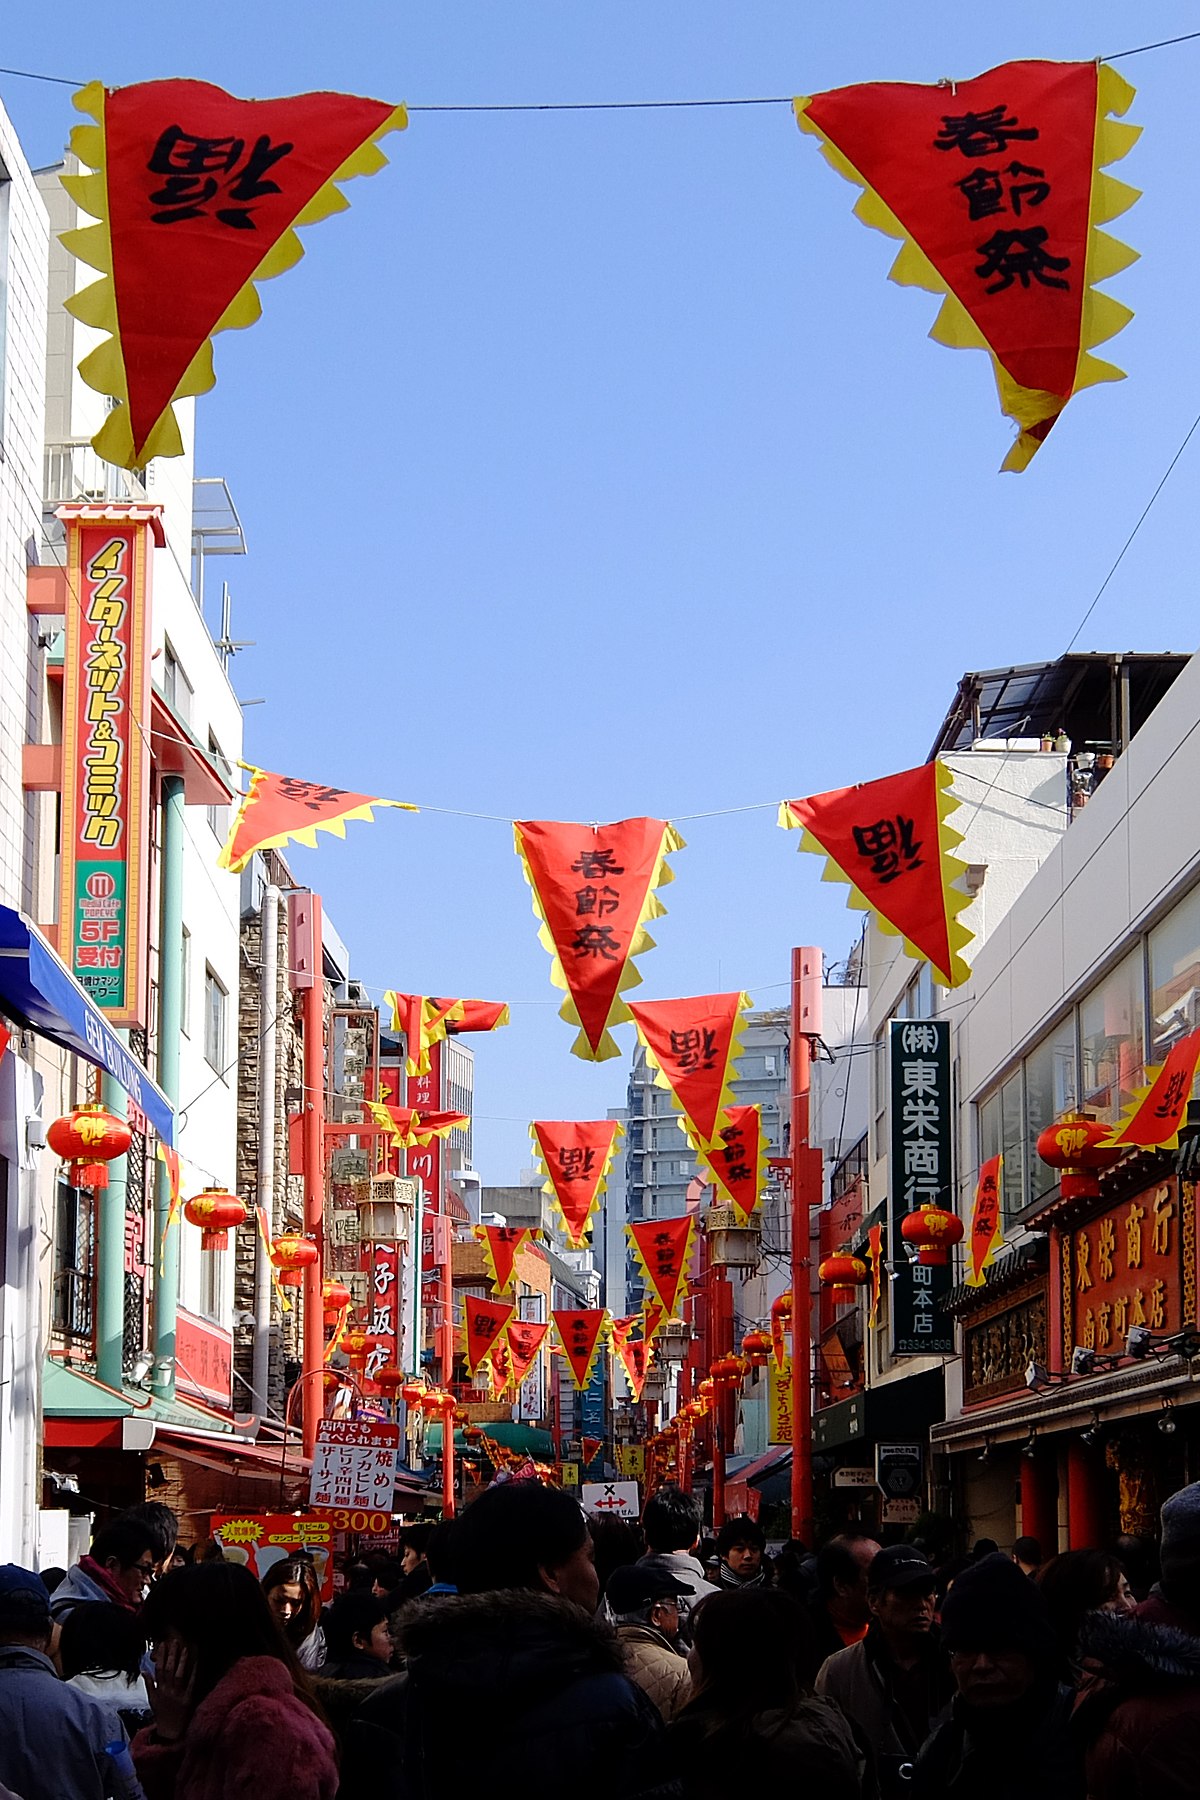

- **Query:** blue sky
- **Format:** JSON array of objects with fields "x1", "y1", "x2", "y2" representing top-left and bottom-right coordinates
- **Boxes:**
[{"x1": 5, "y1": 4, "x2": 1199, "y2": 1179}]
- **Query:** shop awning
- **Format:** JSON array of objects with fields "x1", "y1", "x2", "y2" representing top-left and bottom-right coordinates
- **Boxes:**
[
  {"x1": 0, "y1": 903, "x2": 173, "y2": 1144},
  {"x1": 814, "y1": 1367, "x2": 945, "y2": 1452},
  {"x1": 424, "y1": 1420, "x2": 555, "y2": 1457}
]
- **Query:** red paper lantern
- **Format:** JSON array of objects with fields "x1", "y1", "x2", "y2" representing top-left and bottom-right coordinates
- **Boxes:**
[
  {"x1": 322, "y1": 1278, "x2": 352, "y2": 1326},
  {"x1": 710, "y1": 1354, "x2": 744, "y2": 1385},
  {"x1": 818, "y1": 1253, "x2": 870, "y2": 1304},
  {"x1": 46, "y1": 1105, "x2": 132, "y2": 1190},
  {"x1": 464, "y1": 1424, "x2": 483, "y2": 1443},
  {"x1": 399, "y1": 1378, "x2": 426, "y2": 1406},
  {"x1": 270, "y1": 1233, "x2": 320, "y2": 1288},
  {"x1": 697, "y1": 1377, "x2": 715, "y2": 1402},
  {"x1": 771, "y1": 1290, "x2": 793, "y2": 1323},
  {"x1": 183, "y1": 1187, "x2": 248, "y2": 1250},
  {"x1": 741, "y1": 1329, "x2": 771, "y2": 1367},
  {"x1": 1036, "y1": 1114, "x2": 1123, "y2": 1200},
  {"x1": 372, "y1": 1363, "x2": 405, "y2": 1393},
  {"x1": 342, "y1": 1326, "x2": 370, "y2": 1362},
  {"x1": 900, "y1": 1206, "x2": 965, "y2": 1267}
]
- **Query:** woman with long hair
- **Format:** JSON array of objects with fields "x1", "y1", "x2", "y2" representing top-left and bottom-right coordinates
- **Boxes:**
[
  {"x1": 1037, "y1": 1549, "x2": 1136, "y2": 1671},
  {"x1": 131, "y1": 1562, "x2": 337, "y2": 1800},
  {"x1": 669, "y1": 1588, "x2": 862, "y2": 1799},
  {"x1": 260, "y1": 1557, "x2": 326, "y2": 1671}
]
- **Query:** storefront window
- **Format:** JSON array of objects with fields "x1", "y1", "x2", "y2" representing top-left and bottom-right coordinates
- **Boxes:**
[
  {"x1": 1149, "y1": 883, "x2": 1200, "y2": 1060},
  {"x1": 1000, "y1": 1071, "x2": 1024, "y2": 1220},
  {"x1": 1079, "y1": 949, "x2": 1146, "y2": 1128},
  {"x1": 1025, "y1": 1018, "x2": 1078, "y2": 1207}
]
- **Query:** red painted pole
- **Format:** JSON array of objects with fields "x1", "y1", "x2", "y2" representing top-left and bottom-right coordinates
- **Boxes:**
[
  {"x1": 301, "y1": 895, "x2": 326, "y2": 1461},
  {"x1": 790, "y1": 946, "x2": 822, "y2": 1546},
  {"x1": 1066, "y1": 1440, "x2": 1104, "y2": 1549},
  {"x1": 442, "y1": 1405, "x2": 457, "y2": 1518}
]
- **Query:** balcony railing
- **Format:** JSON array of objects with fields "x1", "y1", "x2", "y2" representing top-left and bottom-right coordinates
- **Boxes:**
[{"x1": 44, "y1": 440, "x2": 147, "y2": 507}]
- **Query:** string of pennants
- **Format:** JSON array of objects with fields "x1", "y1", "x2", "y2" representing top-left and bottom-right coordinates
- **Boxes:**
[{"x1": 56, "y1": 61, "x2": 1140, "y2": 474}]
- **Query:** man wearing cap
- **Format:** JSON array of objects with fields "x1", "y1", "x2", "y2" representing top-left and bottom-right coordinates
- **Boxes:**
[
  {"x1": 607, "y1": 1562, "x2": 692, "y2": 1722},
  {"x1": 914, "y1": 1553, "x2": 1079, "y2": 1800},
  {"x1": 0, "y1": 1564, "x2": 142, "y2": 1800},
  {"x1": 815, "y1": 1544, "x2": 953, "y2": 1800}
]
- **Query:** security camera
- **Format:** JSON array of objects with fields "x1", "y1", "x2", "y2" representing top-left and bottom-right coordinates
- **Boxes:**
[
  {"x1": 1071, "y1": 1347, "x2": 1096, "y2": 1376},
  {"x1": 1024, "y1": 1360, "x2": 1049, "y2": 1392},
  {"x1": 1125, "y1": 1326, "x2": 1153, "y2": 1359}
]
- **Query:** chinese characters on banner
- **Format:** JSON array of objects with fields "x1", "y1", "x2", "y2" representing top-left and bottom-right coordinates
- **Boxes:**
[
  {"x1": 219, "y1": 766, "x2": 413, "y2": 873},
  {"x1": 701, "y1": 1104, "x2": 767, "y2": 1222},
  {"x1": 58, "y1": 509, "x2": 157, "y2": 1024},
  {"x1": 361, "y1": 1242, "x2": 400, "y2": 1390},
  {"x1": 513, "y1": 817, "x2": 684, "y2": 1060},
  {"x1": 626, "y1": 993, "x2": 752, "y2": 1149},
  {"x1": 768, "y1": 1355, "x2": 795, "y2": 1446},
  {"x1": 463, "y1": 1295, "x2": 517, "y2": 1378},
  {"x1": 175, "y1": 1307, "x2": 233, "y2": 1409},
  {"x1": 552, "y1": 1309, "x2": 611, "y2": 1390},
  {"x1": 62, "y1": 81, "x2": 407, "y2": 468},
  {"x1": 1104, "y1": 1030, "x2": 1200, "y2": 1150},
  {"x1": 627, "y1": 1215, "x2": 696, "y2": 1317},
  {"x1": 475, "y1": 1224, "x2": 535, "y2": 1294},
  {"x1": 1061, "y1": 1180, "x2": 1190, "y2": 1362},
  {"x1": 309, "y1": 1417, "x2": 399, "y2": 1514},
  {"x1": 889, "y1": 1020, "x2": 954, "y2": 1354},
  {"x1": 966, "y1": 1153, "x2": 1004, "y2": 1287},
  {"x1": 794, "y1": 61, "x2": 1140, "y2": 470},
  {"x1": 781, "y1": 763, "x2": 973, "y2": 989},
  {"x1": 531, "y1": 1119, "x2": 623, "y2": 1247}
]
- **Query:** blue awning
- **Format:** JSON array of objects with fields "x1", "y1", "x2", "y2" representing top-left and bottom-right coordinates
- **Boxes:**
[{"x1": 0, "y1": 903, "x2": 174, "y2": 1145}]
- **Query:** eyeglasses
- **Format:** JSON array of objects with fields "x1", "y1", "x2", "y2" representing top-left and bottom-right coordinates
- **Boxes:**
[{"x1": 132, "y1": 1561, "x2": 156, "y2": 1577}]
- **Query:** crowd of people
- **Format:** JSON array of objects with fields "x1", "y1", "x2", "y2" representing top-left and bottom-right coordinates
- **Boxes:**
[{"x1": 3, "y1": 1481, "x2": 1200, "y2": 1797}]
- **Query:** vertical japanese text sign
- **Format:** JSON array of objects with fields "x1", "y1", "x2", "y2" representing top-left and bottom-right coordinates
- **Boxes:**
[
  {"x1": 58, "y1": 505, "x2": 162, "y2": 1025},
  {"x1": 889, "y1": 1019, "x2": 954, "y2": 1355}
]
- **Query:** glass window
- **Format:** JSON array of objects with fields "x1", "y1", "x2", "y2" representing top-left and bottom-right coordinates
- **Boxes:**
[
  {"x1": 161, "y1": 639, "x2": 192, "y2": 723},
  {"x1": 914, "y1": 963, "x2": 935, "y2": 1020},
  {"x1": 207, "y1": 734, "x2": 231, "y2": 839},
  {"x1": 1025, "y1": 1019, "x2": 1078, "y2": 1207},
  {"x1": 1000, "y1": 1070, "x2": 1025, "y2": 1220},
  {"x1": 1080, "y1": 949, "x2": 1146, "y2": 1127},
  {"x1": 872, "y1": 1029, "x2": 887, "y2": 1160},
  {"x1": 978, "y1": 1090, "x2": 1000, "y2": 1166},
  {"x1": 204, "y1": 967, "x2": 226, "y2": 1071},
  {"x1": 1149, "y1": 884, "x2": 1200, "y2": 1060},
  {"x1": 52, "y1": 1180, "x2": 94, "y2": 1338},
  {"x1": 200, "y1": 1244, "x2": 224, "y2": 1319}
]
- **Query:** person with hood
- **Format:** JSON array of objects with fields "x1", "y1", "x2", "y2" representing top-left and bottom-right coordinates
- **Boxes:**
[
  {"x1": 1073, "y1": 1480, "x2": 1200, "y2": 1799},
  {"x1": 713, "y1": 1516, "x2": 770, "y2": 1591},
  {"x1": 607, "y1": 1562, "x2": 692, "y2": 1721},
  {"x1": 636, "y1": 1486, "x2": 710, "y2": 1633},
  {"x1": 344, "y1": 1480, "x2": 664, "y2": 1799},
  {"x1": 668, "y1": 1586, "x2": 863, "y2": 1799},
  {"x1": 913, "y1": 1552, "x2": 1081, "y2": 1800},
  {"x1": 60, "y1": 1601, "x2": 154, "y2": 1738},
  {"x1": 817, "y1": 1544, "x2": 953, "y2": 1800},
  {"x1": 131, "y1": 1562, "x2": 337, "y2": 1800},
  {"x1": 0, "y1": 1564, "x2": 144, "y2": 1800},
  {"x1": 51, "y1": 1519, "x2": 158, "y2": 1622}
]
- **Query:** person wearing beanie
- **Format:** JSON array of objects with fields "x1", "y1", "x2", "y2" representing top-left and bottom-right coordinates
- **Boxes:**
[
  {"x1": 1135, "y1": 1478, "x2": 1200, "y2": 1634},
  {"x1": 913, "y1": 1553, "x2": 1082, "y2": 1800},
  {"x1": 817, "y1": 1545, "x2": 953, "y2": 1800}
]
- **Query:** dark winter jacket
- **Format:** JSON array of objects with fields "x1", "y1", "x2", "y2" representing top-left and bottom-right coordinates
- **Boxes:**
[
  {"x1": 668, "y1": 1689, "x2": 863, "y2": 1800},
  {"x1": 913, "y1": 1678, "x2": 1081, "y2": 1800},
  {"x1": 0, "y1": 1644, "x2": 143, "y2": 1800},
  {"x1": 817, "y1": 1624, "x2": 954, "y2": 1798},
  {"x1": 131, "y1": 1654, "x2": 337, "y2": 1800},
  {"x1": 341, "y1": 1588, "x2": 667, "y2": 1799},
  {"x1": 1075, "y1": 1608, "x2": 1200, "y2": 1799}
]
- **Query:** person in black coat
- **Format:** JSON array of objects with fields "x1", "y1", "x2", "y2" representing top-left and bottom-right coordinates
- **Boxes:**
[{"x1": 342, "y1": 1482, "x2": 665, "y2": 1799}]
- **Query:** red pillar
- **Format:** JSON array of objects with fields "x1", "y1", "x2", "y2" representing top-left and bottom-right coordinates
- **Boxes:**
[
  {"x1": 1066, "y1": 1440, "x2": 1105, "y2": 1549},
  {"x1": 790, "y1": 948, "x2": 822, "y2": 1546},
  {"x1": 301, "y1": 895, "x2": 326, "y2": 1459},
  {"x1": 1019, "y1": 1450, "x2": 1058, "y2": 1555}
]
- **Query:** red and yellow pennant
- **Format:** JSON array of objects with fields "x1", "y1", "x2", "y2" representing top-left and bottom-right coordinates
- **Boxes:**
[
  {"x1": 966, "y1": 1153, "x2": 1004, "y2": 1287},
  {"x1": 386, "y1": 993, "x2": 511, "y2": 1077},
  {"x1": 513, "y1": 817, "x2": 684, "y2": 1060},
  {"x1": 156, "y1": 1143, "x2": 182, "y2": 1277},
  {"x1": 412, "y1": 1109, "x2": 470, "y2": 1143},
  {"x1": 218, "y1": 765, "x2": 413, "y2": 874},
  {"x1": 643, "y1": 1300, "x2": 667, "y2": 1341},
  {"x1": 609, "y1": 1314, "x2": 642, "y2": 1353},
  {"x1": 443, "y1": 998, "x2": 511, "y2": 1038},
  {"x1": 505, "y1": 1319, "x2": 550, "y2": 1391},
  {"x1": 616, "y1": 1336, "x2": 650, "y2": 1404},
  {"x1": 702, "y1": 1104, "x2": 766, "y2": 1224},
  {"x1": 1104, "y1": 1029, "x2": 1200, "y2": 1151},
  {"x1": 780, "y1": 762, "x2": 973, "y2": 987},
  {"x1": 61, "y1": 80, "x2": 406, "y2": 469},
  {"x1": 866, "y1": 1223, "x2": 884, "y2": 1329},
  {"x1": 475, "y1": 1225, "x2": 536, "y2": 1294},
  {"x1": 486, "y1": 1335, "x2": 513, "y2": 1398},
  {"x1": 531, "y1": 1119, "x2": 624, "y2": 1248},
  {"x1": 627, "y1": 1215, "x2": 696, "y2": 1318},
  {"x1": 363, "y1": 1100, "x2": 423, "y2": 1148},
  {"x1": 627, "y1": 992, "x2": 752, "y2": 1150},
  {"x1": 795, "y1": 61, "x2": 1139, "y2": 470},
  {"x1": 463, "y1": 1294, "x2": 516, "y2": 1379},
  {"x1": 552, "y1": 1308, "x2": 611, "y2": 1391}
]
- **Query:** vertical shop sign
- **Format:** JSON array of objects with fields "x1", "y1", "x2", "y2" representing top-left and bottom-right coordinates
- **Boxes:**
[
  {"x1": 889, "y1": 1019, "x2": 954, "y2": 1354},
  {"x1": 363, "y1": 1241, "x2": 400, "y2": 1388},
  {"x1": 58, "y1": 506, "x2": 160, "y2": 1025}
]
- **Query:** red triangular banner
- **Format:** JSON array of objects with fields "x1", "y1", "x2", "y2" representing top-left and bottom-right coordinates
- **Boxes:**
[
  {"x1": 702, "y1": 1104, "x2": 766, "y2": 1225},
  {"x1": 463, "y1": 1294, "x2": 516, "y2": 1378},
  {"x1": 505, "y1": 1319, "x2": 550, "y2": 1391},
  {"x1": 627, "y1": 992, "x2": 751, "y2": 1149},
  {"x1": 780, "y1": 762, "x2": 973, "y2": 987},
  {"x1": 475, "y1": 1225, "x2": 536, "y2": 1295},
  {"x1": 219, "y1": 765, "x2": 412, "y2": 873},
  {"x1": 531, "y1": 1119, "x2": 623, "y2": 1248},
  {"x1": 627, "y1": 1215, "x2": 696, "y2": 1317},
  {"x1": 552, "y1": 1308, "x2": 610, "y2": 1390},
  {"x1": 581, "y1": 1436, "x2": 604, "y2": 1466},
  {"x1": 618, "y1": 1336, "x2": 650, "y2": 1403},
  {"x1": 514, "y1": 817, "x2": 683, "y2": 1060}
]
